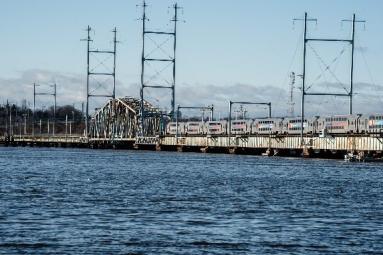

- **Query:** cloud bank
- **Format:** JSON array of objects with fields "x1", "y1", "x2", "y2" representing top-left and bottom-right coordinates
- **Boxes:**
[{"x1": 0, "y1": 69, "x2": 382, "y2": 118}]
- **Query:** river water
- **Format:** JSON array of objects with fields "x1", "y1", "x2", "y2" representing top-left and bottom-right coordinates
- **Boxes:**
[{"x1": 0, "y1": 147, "x2": 382, "y2": 254}]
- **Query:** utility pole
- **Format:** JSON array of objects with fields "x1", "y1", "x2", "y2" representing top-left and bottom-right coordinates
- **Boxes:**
[
  {"x1": 84, "y1": 26, "x2": 91, "y2": 138},
  {"x1": 112, "y1": 27, "x2": 117, "y2": 99},
  {"x1": 171, "y1": 3, "x2": 180, "y2": 121},
  {"x1": 18, "y1": 119, "x2": 21, "y2": 139},
  {"x1": 71, "y1": 110, "x2": 74, "y2": 135},
  {"x1": 350, "y1": 15, "x2": 356, "y2": 114},
  {"x1": 33, "y1": 83, "x2": 56, "y2": 137},
  {"x1": 139, "y1": 0, "x2": 147, "y2": 136},
  {"x1": 33, "y1": 84, "x2": 36, "y2": 136},
  {"x1": 23, "y1": 114, "x2": 27, "y2": 135},
  {"x1": 53, "y1": 83, "x2": 56, "y2": 136},
  {"x1": 9, "y1": 105, "x2": 12, "y2": 137},
  {"x1": 342, "y1": 14, "x2": 365, "y2": 114}
]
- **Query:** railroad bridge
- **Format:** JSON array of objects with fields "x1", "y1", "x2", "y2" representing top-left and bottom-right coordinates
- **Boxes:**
[
  {"x1": 2, "y1": 96, "x2": 383, "y2": 160},
  {"x1": 86, "y1": 99, "x2": 383, "y2": 160}
]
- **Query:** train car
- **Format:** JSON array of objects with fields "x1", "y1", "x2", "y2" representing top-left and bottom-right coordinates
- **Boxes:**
[
  {"x1": 320, "y1": 115, "x2": 361, "y2": 134},
  {"x1": 206, "y1": 120, "x2": 227, "y2": 135},
  {"x1": 230, "y1": 119, "x2": 252, "y2": 135},
  {"x1": 365, "y1": 114, "x2": 383, "y2": 134},
  {"x1": 166, "y1": 122, "x2": 185, "y2": 135},
  {"x1": 282, "y1": 117, "x2": 309, "y2": 135},
  {"x1": 251, "y1": 118, "x2": 284, "y2": 135},
  {"x1": 185, "y1": 121, "x2": 205, "y2": 135}
]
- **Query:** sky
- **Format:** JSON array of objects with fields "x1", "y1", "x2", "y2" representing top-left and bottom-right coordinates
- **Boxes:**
[{"x1": 1, "y1": 0, "x2": 382, "y2": 118}]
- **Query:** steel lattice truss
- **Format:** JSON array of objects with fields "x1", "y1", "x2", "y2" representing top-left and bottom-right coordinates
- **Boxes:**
[{"x1": 90, "y1": 97, "x2": 165, "y2": 140}]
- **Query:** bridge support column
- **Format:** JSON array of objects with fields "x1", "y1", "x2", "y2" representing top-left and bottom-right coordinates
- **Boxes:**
[
  {"x1": 263, "y1": 148, "x2": 273, "y2": 157},
  {"x1": 229, "y1": 147, "x2": 237, "y2": 154},
  {"x1": 302, "y1": 146, "x2": 311, "y2": 158},
  {"x1": 200, "y1": 146, "x2": 209, "y2": 153}
]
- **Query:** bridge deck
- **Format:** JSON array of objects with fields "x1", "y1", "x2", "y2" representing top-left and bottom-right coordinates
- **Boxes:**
[
  {"x1": 161, "y1": 135, "x2": 383, "y2": 152},
  {"x1": 2, "y1": 134, "x2": 382, "y2": 152}
]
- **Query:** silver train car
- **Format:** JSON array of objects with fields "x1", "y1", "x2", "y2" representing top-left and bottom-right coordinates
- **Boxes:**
[
  {"x1": 206, "y1": 120, "x2": 227, "y2": 135},
  {"x1": 185, "y1": 121, "x2": 205, "y2": 135},
  {"x1": 230, "y1": 119, "x2": 252, "y2": 135},
  {"x1": 364, "y1": 114, "x2": 383, "y2": 134},
  {"x1": 282, "y1": 117, "x2": 309, "y2": 135},
  {"x1": 166, "y1": 122, "x2": 185, "y2": 135},
  {"x1": 252, "y1": 118, "x2": 284, "y2": 135},
  {"x1": 319, "y1": 115, "x2": 361, "y2": 134}
]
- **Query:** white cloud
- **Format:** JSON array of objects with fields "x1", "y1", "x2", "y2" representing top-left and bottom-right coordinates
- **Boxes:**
[{"x1": 1, "y1": 69, "x2": 382, "y2": 118}]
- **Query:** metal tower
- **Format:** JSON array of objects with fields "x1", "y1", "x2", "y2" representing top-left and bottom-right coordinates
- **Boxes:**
[
  {"x1": 82, "y1": 26, "x2": 118, "y2": 137},
  {"x1": 294, "y1": 13, "x2": 365, "y2": 145},
  {"x1": 139, "y1": 1, "x2": 181, "y2": 136}
]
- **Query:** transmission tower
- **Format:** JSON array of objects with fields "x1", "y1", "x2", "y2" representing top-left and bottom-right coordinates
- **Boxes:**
[
  {"x1": 294, "y1": 13, "x2": 365, "y2": 145},
  {"x1": 139, "y1": 1, "x2": 181, "y2": 136},
  {"x1": 82, "y1": 26, "x2": 118, "y2": 137}
]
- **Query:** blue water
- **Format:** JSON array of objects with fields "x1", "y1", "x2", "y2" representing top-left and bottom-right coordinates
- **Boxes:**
[{"x1": 0, "y1": 147, "x2": 382, "y2": 254}]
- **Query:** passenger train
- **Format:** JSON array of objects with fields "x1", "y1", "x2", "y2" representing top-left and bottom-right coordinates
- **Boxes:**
[{"x1": 166, "y1": 114, "x2": 383, "y2": 136}]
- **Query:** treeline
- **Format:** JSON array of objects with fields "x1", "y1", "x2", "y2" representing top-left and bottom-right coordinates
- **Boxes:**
[{"x1": 0, "y1": 103, "x2": 85, "y2": 136}]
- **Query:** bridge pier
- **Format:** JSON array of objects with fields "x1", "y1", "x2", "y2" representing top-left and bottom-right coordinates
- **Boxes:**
[
  {"x1": 228, "y1": 147, "x2": 237, "y2": 154},
  {"x1": 302, "y1": 147, "x2": 312, "y2": 158},
  {"x1": 200, "y1": 146, "x2": 209, "y2": 153},
  {"x1": 261, "y1": 148, "x2": 273, "y2": 157}
]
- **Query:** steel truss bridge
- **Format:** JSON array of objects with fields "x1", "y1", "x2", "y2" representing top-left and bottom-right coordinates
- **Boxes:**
[{"x1": 89, "y1": 97, "x2": 166, "y2": 142}]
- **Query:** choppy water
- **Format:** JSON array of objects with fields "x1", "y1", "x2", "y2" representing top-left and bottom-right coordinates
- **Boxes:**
[{"x1": 0, "y1": 147, "x2": 382, "y2": 254}]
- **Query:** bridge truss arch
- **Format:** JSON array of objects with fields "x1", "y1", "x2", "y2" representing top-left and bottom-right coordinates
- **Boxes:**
[{"x1": 90, "y1": 97, "x2": 166, "y2": 141}]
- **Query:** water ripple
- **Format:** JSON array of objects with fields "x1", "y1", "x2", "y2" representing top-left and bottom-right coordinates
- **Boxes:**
[{"x1": 0, "y1": 147, "x2": 382, "y2": 254}]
